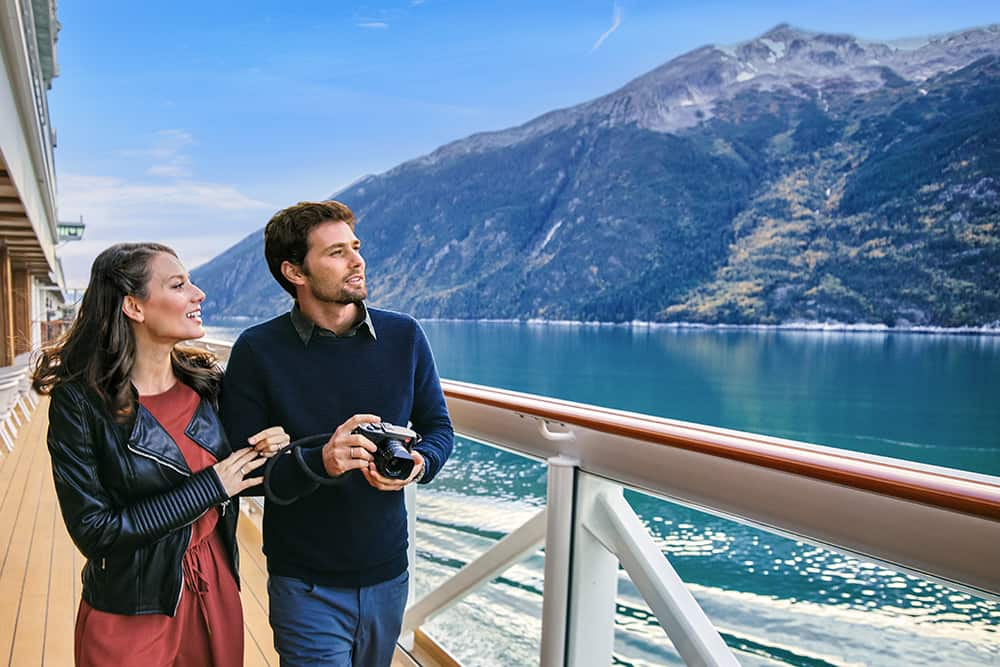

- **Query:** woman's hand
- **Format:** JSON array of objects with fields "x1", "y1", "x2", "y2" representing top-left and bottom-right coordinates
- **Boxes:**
[
  {"x1": 213, "y1": 447, "x2": 267, "y2": 496},
  {"x1": 247, "y1": 426, "x2": 290, "y2": 458}
]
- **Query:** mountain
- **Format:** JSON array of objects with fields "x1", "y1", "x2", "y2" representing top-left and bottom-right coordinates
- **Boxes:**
[{"x1": 193, "y1": 24, "x2": 1000, "y2": 327}]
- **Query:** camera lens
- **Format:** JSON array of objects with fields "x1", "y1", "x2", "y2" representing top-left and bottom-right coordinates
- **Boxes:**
[{"x1": 379, "y1": 439, "x2": 415, "y2": 480}]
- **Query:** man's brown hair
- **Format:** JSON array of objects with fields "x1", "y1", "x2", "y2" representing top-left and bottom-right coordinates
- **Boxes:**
[{"x1": 264, "y1": 200, "x2": 356, "y2": 298}]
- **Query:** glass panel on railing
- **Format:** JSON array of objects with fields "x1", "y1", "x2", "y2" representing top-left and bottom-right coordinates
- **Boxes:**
[
  {"x1": 413, "y1": 436, "x2": 546, "y2": 665},
  {"x1": 613, "y1": 487, "x2": 1000, "y2": 667}
]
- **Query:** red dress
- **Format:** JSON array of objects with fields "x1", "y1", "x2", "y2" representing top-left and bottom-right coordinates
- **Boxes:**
[{"x1": 74, "y1": 382, "x2": 244, "y2": 667}]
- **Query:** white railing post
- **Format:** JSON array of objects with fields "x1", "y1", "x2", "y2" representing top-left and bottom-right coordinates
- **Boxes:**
[
  {"x1": 562, "y1": 473, "x2": 621, "y2": 666},
  {"x1": 586, "y1": 488, "x2": 740, "y2": 667},
  {"x1": 400, "y1": 482, "x2": 417, "y2": 650},
  {"x1": 539, "y1": 456, "x2": 578, "y2": 666},
  {"x1": 541, "y1": 462, "x2": 622, "y2": 666}
]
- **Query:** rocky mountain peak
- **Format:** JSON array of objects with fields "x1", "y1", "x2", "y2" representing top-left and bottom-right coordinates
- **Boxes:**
[
  {"x1": 730, "y1": 24, "x2": 878, "y2": 69},
  {"x1": 417, "y1": 24, "x2": 999, "y2": 165}
]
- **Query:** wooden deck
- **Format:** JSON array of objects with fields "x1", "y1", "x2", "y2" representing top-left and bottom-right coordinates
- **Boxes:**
[{"x1": 0, "y1": 398, "x2": 431, "y2": 666}]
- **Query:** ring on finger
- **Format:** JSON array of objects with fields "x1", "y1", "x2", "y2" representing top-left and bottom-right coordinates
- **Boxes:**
[{"x1": 351, "y1": 446, "x2": 358, "y2": 459}]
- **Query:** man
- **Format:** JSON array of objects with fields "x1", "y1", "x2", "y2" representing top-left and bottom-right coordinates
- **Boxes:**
[{"x1": 220, "y1": 200, "x2": 454, "y2": 666}]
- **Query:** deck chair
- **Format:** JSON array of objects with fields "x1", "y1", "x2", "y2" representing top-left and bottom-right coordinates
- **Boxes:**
[
  {"x1": 12, "y1": 352, "x2": 38, "y2": 409},
  {"x1": 0, "y1": 376, "x2": 22, "y2": 451},
  {"x1": 0, "y1": 366, "x2": 29, "y2": 426}
]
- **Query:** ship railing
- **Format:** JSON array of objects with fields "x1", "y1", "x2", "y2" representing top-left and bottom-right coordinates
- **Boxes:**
[{"x1": 192, "y1": 338, "x2": 1000, "y2": 667}]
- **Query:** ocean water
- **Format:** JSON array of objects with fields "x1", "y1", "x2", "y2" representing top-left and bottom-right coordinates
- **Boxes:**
[{"x1": 205, "y1": 321, "x2": 1000, "y2": 666}]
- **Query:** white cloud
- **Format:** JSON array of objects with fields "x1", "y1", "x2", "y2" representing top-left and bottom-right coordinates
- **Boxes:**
[
  {"x1": 57, "y1": 235, "x2": 253, "y2": 298},
  {"x1": 147, "y1": 162, "x2": 189, "y2": 178},
  {"x1": 155, "y1": 129, "x2": 195, "y2": 147},
  {"x1": 121, "y1": 129, "x2": 197, "y2": 177},
  {"x1": 57, "y1": 173, "x2": 274, "y2": 288},
  {"x1": 358, "y1": 21, "x2": 389, "y2": 29},
  {"x1": 60, "y1": 174, "x2": 271, "y2": 217},
  {"x1": 592, "y1": 4, "x2": 623, "y2": 51},
  {"x1": 121, "y1": 129, "x2": 195, "y2": 160}
]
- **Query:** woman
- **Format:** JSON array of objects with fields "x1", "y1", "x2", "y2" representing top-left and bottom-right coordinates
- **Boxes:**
[{"x1": 32, "y1": 242, "x2": 289, "y2": 667}]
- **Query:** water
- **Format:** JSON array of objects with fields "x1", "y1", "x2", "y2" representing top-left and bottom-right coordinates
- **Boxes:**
[{"x1": 206, "y1": 321, "x2": 1000, "y2": 666}]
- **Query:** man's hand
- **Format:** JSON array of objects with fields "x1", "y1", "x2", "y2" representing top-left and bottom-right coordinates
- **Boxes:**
[
  {"x1": 321, "y1": 414, "x2": 381, "y2": 477},
  {"x1": 247, "y1": 426, "x2": 290, "y2": 458},
  {"x1": 362, "y1": 450, "x2": 425, "y2": 492}
]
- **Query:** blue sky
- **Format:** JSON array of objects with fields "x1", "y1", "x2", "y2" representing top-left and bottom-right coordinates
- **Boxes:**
[{"x1": 50, "y1": 0, "x2": 999, "y2": 287}]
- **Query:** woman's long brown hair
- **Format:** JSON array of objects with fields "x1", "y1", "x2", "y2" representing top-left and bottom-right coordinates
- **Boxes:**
[{"x1": 32, "y1": 242, "x2": 221, "y2": 421}]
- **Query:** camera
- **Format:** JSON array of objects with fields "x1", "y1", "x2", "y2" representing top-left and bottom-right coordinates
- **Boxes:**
[{"x1": 352, "y1": 422, "x2": 420, "y2": 480}]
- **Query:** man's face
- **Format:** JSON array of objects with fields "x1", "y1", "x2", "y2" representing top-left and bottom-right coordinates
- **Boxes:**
[{"x1": 299, "y1": 220, "x2": 367, "y2": 304}]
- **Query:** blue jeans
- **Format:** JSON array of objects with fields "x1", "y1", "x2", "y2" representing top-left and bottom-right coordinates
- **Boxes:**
[{"x1": 267, "y1": 570, "x2": 409, "y2": 667}]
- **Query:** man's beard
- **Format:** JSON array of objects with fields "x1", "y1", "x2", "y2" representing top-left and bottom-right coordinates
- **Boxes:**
[{"x1": 308, "y1": 277, "x2": 367, "y2": 305}]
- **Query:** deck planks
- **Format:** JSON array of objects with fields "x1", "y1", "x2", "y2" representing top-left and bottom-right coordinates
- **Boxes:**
[
  {"x1": 0, "y1": 398, "x2": 426, "y2": 666},
  {"x1": 9, "y1": 446, "x2": 54, "y2": 666},
  {"x1": 43, "y1": 502, "x2": 75, "y2": 666},
  {"x1": 0, "y1": 400, "x2": 48, "y2": 665},
  {"x1": 237, "y1": 517, "x2": 280, "y2": 666}
]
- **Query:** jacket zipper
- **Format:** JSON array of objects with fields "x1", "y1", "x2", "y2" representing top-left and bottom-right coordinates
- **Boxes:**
[
  {"x1": 172, "y1": 523, "x2": 193, "y2": 616},
  {"x1": 127, "y1": 444, "x2": 191, "y2": 477}
]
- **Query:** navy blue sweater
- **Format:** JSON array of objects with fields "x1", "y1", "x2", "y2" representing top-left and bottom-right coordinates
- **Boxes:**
[{"x1": 220, "y1": 308, "x2": 453, "y2": 586}]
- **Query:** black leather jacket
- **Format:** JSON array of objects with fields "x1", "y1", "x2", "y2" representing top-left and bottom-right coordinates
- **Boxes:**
[{"x1": 47, "y1": 380, "x2": 239, "y2": 616}]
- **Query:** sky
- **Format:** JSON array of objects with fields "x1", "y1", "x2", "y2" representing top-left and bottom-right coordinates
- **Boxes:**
[{"x1": 49, "y1": 0, "x2": 1000, "y2": 288}]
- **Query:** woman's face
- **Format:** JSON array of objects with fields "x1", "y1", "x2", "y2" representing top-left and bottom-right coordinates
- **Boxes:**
[{"x1": 131, "y1": 252, "x2": 205, "y2": 343}]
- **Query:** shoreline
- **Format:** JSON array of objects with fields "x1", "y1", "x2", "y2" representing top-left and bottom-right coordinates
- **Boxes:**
[
  {"x1": 204, "y1": 316, "x2": 1000, "y2": 337},
  {"x1": 424, "y1": 318, "x2": 1000, "y2": 336}
]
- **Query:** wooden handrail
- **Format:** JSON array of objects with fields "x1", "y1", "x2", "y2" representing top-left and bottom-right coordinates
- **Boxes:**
[{"x1": 442, "y1": 379, "x2": 1000, "y2": 521}]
